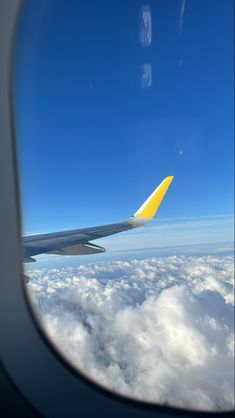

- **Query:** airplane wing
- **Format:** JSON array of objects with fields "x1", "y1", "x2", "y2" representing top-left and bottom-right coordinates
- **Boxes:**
[{"x1": 23, "y1": 176, "x2": 174, "y2": 262}]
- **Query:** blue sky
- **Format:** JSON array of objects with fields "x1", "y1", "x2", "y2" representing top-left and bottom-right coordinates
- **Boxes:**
[{"x1": 14, "y1": 0, "x2": 234, "y2": 250}]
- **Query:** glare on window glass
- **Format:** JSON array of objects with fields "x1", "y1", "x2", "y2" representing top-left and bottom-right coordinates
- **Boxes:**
[{"x1": 14, "y1": 0, "x2": 234, "y2": 412}]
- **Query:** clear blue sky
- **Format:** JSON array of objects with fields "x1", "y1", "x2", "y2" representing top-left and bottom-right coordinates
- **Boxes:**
[{"x1": 14, "y1": 0, "x2": 234, "y2": 247}]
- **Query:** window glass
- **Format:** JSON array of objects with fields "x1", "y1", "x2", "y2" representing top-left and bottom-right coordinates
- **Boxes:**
[{"x1": 14, "y1": 0, "x2": 234, "y2": 411}]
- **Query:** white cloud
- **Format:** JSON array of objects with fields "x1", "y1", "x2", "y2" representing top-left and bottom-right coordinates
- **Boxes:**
[
  {"x1": 26, "y1": 254, "x2": 234, "y2": 411},
  {"x1": 179, "y1": 0, "x2": 186, "y2": 34},
  {"x1": 140, "y1": 64, "x2": 152, "y2": 89},
  {"x1": 139, "y1": 5, "x2": 152, "y2": 47}
]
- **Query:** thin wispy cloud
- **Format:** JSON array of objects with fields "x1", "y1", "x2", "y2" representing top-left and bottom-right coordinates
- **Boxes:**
[
  {"x1": 179, "y1": 0, "x2": 186, "y2": 34},
  {"x1": 177, "y1": 59, "x2": 184, "y2": 68},
  {"x1": 139, "y1": 5, "x2": 152, "y2": 47},
  {"x1": 140, "y1": 64, "x2": 152, "y2": 88},
  {"x1": 145, "y1": 216, "x2": 234, "y2": 232},
  {"x1": 96, "y1": 214, "x2": 234, "y2": 252}
]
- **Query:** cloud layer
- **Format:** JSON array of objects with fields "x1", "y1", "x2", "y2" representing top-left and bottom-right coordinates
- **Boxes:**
[{"x1": 27, "y1": 254, "x2": 234, "y2": 411}]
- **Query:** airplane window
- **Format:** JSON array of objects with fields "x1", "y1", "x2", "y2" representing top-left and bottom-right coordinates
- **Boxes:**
[{"x1": 14, "y1": 0, "x2": 234, "y2": 412}]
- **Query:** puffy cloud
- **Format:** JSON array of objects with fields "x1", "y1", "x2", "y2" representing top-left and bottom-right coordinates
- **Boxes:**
[{"x1": 26, "y1": 254, "x2": 234, "y2": 411}]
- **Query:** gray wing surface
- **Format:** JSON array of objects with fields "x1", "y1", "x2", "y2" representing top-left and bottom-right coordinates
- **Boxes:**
[
  {"x1": 23, "y1": 176, "x2": 174, "y2": 263},
  {"x1": 23, "y1": 220, "x2": 134, "y2": 261}
]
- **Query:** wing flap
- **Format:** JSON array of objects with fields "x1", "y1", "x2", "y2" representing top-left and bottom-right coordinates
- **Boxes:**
[{"x1": 47, "y1": 242, "x2": 106, "y2": 256}]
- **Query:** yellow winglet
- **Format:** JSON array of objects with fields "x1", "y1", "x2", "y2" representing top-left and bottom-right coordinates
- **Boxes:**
[{"x1": 133, "y1": 176, "x2": 174, "y2": 221}]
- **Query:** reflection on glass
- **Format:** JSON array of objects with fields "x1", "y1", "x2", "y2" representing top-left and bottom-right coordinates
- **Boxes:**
[{"x1": 15, "y1": 0, "x2": 234, "y2": 411}]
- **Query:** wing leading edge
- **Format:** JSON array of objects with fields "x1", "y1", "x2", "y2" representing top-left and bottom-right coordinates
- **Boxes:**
[{"x1": 23, "y1": 176, "x2": 174, "y2": 262}]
